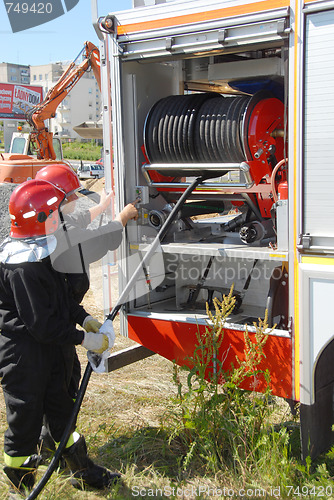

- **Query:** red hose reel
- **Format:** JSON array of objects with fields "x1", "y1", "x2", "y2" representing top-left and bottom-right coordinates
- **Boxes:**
[{"x1": 142, "y1": 91, "x2": 287, "y2": 216}]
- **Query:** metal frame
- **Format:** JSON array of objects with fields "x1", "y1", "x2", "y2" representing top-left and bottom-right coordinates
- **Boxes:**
[
  {"x1": 108, "y1": 32, "x2": 131, "y2": 336},
  {"x1": 141, "y1": 162, "x2": 254, "y2": 189},
  {"x1": 117, "y1": 17, "x2": 290, "y2": 61},
  {"x1": 104, "y1": 344, "x2": 154, "y2": 373}
]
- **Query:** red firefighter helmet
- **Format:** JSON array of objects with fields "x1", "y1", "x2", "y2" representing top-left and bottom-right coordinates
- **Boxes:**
[
  {"x1": 9, "y1": 179, "x2": 66, "y2": 239},
  {"x1": 35, "y1": 163, "x2": 81, "y2": 197}
]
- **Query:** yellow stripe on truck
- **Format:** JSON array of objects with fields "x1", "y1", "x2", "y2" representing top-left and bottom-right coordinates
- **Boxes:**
[
  {"x1": 293, "y1": 0, "x2": 300, "y2": 402},
  {"x1": 301, "y1": 256, "x2": 334, "y2": 265}
]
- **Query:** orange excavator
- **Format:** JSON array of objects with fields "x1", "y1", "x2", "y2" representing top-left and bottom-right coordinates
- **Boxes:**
[{"x1": 0, "y1": 41, "x2": 101, "y2": 183}]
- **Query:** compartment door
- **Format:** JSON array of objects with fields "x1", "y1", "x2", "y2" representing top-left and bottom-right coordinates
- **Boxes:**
[{"x1": 302, "y1": 9, "x2": 334, "y2": 251}]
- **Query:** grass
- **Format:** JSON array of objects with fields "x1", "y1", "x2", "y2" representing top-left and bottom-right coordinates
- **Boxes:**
[
  {"x1": 1, "y1": 394, "x2": 334, "y2": 499},
  {"x1": 62, "y1": 140, "x2": 101, "y2": 161},
  {"x1": 1, "y1": 293, "x2": 334, "y2": 499}
]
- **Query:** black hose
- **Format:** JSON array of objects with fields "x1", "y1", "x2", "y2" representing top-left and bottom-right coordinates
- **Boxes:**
[
  {"x1": 180, "y1": 201, "x2": 225, "y2": 218},
  {"x1": 25, "y1": 363, "x2": 92, "y2": 500},
  {"x1": 25, "y1": 175, "x2": 205, "y2": 499}
]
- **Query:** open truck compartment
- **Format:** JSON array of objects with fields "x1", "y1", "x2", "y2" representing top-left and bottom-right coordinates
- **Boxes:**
[
  {"x1": 96, "y1": 0, "x2": 334, "y2": 458},
  {"x1": 109, "y1": 2, "x2": 289, "y2": 332}
]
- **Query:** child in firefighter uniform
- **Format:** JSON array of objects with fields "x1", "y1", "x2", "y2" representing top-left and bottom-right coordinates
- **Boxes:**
[{"x1": 0, "y1": 178, "x2": 137, "y2": 496}]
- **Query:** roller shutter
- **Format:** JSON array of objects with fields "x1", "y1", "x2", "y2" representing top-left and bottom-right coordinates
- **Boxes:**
[{"x1": 303, "y1": 9, "x2": 334, "y2": 249}]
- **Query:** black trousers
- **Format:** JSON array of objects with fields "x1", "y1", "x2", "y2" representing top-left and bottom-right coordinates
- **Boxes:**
[
  {"x1": 0, "y1": 331, "x2": 76, "y2": 458},
  {"x1": 66, "y1": 272, "x2": 89, "y2": 400}
]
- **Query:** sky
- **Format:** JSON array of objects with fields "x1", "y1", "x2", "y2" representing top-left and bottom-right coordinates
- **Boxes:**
[{"x1": 0, "y1": 0, "x2": 132, "y2": 67}]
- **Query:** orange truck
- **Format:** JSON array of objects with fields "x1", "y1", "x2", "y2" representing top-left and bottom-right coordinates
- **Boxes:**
[
  {"x1": 0, "y1": 41, "x2": 100, "y2": 183},
  {"x1": 93, "y1": 0, "x2": 333, "y2": 459}
]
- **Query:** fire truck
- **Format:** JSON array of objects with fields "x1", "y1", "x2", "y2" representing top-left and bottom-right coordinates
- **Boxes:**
[{"x1": 92, "y1": 0, "x2": 334, "y2": 459}]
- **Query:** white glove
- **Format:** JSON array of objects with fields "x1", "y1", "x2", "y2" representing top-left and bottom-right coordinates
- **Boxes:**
[
  {"x1": 83, "y1": 315, "x2": 102, "y2": 333},
  {"x1": 98, "y1": 319, "x2": 115, "y2": 349},
  {"x1": 82, "y1": 331, "x2": 109, "y2": 354},
  {"x1": 86, "y1": 319, "x2": 116, "y2": 374}
]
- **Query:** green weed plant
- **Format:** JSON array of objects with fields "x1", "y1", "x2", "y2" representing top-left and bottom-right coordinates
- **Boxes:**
[{"x1": 166, "y1": 289, "x2": 294, "y2": 485}]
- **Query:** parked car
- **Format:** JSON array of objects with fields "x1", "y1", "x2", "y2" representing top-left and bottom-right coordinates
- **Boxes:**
[{"x1": 77, "y1": 163, "x2": 104, "y2": 179}]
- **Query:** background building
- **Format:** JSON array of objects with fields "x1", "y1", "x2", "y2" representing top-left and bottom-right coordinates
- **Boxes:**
[{"x1": 0, "y1": 63, "x2": 30, "y2": 85}]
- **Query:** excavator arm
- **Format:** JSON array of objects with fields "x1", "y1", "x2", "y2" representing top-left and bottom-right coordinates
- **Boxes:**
[{"x1": 26, "y1": 41, "x2": 101, "y2": 160}]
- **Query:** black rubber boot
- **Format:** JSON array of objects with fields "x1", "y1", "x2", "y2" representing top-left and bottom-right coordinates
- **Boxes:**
[
  {"x1": 38, "y1": 425, "x2": 56, "y2": 462},
  {"x1": 38, "y1": 425, "x2": 66, "y2": 469},
  {"x1": 63, "y1": 435, "x2": 121, "y2": 490},
  {"x1": 4, "y1": 454, "x2": 41, "y2": 498}
]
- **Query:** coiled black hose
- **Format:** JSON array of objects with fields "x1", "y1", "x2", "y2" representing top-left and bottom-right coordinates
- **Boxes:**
[{"x1": 144, "y1": 93, "x2": 251, "y2": 164}]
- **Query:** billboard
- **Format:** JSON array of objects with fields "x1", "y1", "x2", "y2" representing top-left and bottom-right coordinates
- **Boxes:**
[{"x1": 0, "y1": 83, "x2": 43, "y2": 119}]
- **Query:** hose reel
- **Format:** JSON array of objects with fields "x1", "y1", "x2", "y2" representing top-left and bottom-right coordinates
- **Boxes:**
[
  {"x1": 143, "y1": 90, "x2": 285, "y2": 182},
  {"x1": 143, "y1": 90, "x2": 286, "y2": 220}
]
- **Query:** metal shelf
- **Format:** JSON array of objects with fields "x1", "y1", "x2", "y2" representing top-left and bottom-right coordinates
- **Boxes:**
[{"x1": 134, "y1": 241, "x2": 288, "y2": 262}]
